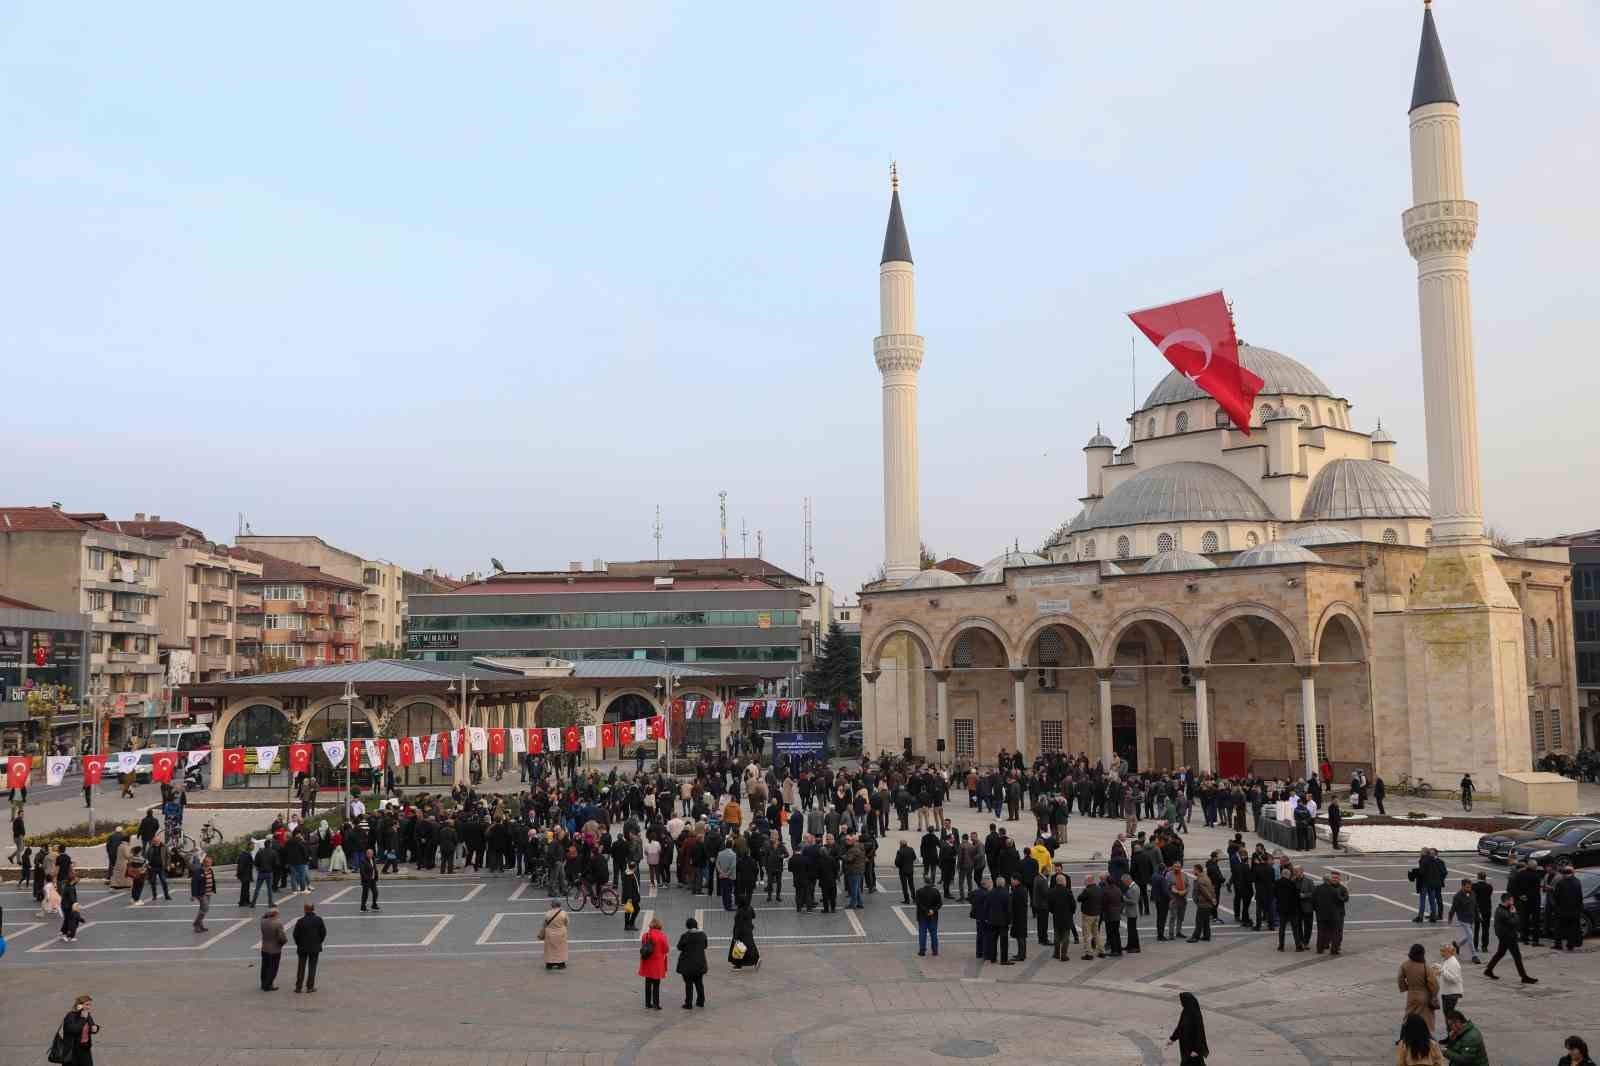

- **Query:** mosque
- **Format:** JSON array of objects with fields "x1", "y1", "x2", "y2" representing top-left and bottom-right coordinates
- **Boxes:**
[{"x1": 858, "y1": 6, "x2": 1579, "y2": 788}]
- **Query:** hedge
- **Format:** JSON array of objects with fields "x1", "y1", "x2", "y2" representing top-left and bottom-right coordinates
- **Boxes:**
[{"x1": 25, "y1": 821, "x2": 138, "y2": 849}]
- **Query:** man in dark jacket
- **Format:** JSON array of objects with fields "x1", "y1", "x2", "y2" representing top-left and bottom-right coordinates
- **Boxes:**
[
  {"x1": 1551, "y1": 865, "x2": 1585, "y2": 951},
  {"x1": 1510, "y1": 859, "x2": 1543, "y2": 944},
  {"x1": 1311, "y1": 872, "x2": 1348, "y2": 955},
  {"x1": 235, "y1": 849, "x2": 254, "y2": 907},
  {"x1": 1482, "y1": 892, "x2": 1537, "y2": 983},
  {"x1": 1078, "y1": 873, "x2": 1104, "y2": 959},
  {"x1": 252, "y1": 842, "x2": 277, "y2": 906},
  {"x1": 1100, "y1": 875, "x2": 1124, "y2": 957},
  {"x1": 191, "y1": 855, "x2": 216, "y2": 932},
  {"x1": 1048, "y1": 873, "x2": 1076, "y2": 959},
  {"x1": 1008, "y1": 876, "x2": 1030, "y2": 962},
  {"x1": 919, "y1": 828, "x2": 940, "y2": 883},
  {"x1": 437, "y1": 820, "x2": 459, "y2": 875},
  {"x1": 677, "y1": 917, "x2": 709, "y2": 1008},
  {"x1": 292, "y1": 901, "x2": 327, "y2": 993},
  {"x1": 1274, "y1": 866, "x2": 1303, "y2": 951},
  {"x1": 914, "y1": 877, "x2": 943, "y2": 956},
  {"x1": 1470, "y1": 872, "x2": 1494, "y2": 954},
  {"x1": 1447, "y1": 877, "x2": 1480, "y2": 963},
  {"x1": 983, "y1": 878, "x2": 1013, "y2": 964},
  {"x1": 969, "y1": 878, "x2": 991, "y2": 960},
  {"x1": 259, "y1": 907, "x2": 287, "y2": 990}
]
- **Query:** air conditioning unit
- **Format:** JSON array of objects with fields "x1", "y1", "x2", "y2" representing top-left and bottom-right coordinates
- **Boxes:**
[{"x1": 1037, "y1": 668, "x2": 1058, "y2": 691}]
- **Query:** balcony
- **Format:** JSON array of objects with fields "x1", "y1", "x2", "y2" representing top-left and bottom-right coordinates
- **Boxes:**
[
  {"x1": 236, "y1": 623, "x2": 261, "y2": 641},
  {"x1": 302, "y1": 631, "x2": 332, "y2": 645},
  {"x1": 200, "y1": 654, "x2": 231, "y2": 672},
  {"x1": 332, "y1": 603, "x2": 356, "y2": 618},
  {"x1": 200, "y1": 620, "x2": 231, "y2": 638},
  {"x1": 106, "y1": 650, "x2": 139, "y2": 663},
  {"x1": 110, "y1": 609, "x2": 144, "y2": 623},
  {"x1": 333, "y1": 631, "x2": 359, "y2": 646},
  {"x1": 239, "y1": 592, "x2": 262, "y2": 610},
  {"x1": 200, "y1": 585, "x2": 230, "y2": 604}
]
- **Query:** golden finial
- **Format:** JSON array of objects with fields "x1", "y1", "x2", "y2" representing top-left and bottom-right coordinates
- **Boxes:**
[
  {"x1": 890, "y1": 161, "x2": 899, "y2": 192},
  {"x1": 1423, "y1": 0, "x2": 1431, "y2": 7}
]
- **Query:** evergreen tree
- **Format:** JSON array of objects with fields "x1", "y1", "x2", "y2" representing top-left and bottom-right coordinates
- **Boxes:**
[{"x1": 803, "y1": 622, "x2": 861, "y2": 709}]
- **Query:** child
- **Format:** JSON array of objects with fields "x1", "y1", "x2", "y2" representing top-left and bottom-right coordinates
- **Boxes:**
[
  {"x1": 38, "y1": 874, "x2": 61, "y2": 919},
  {"x1": 60, "y1": 901, "x2": 84, "y2": 942}
]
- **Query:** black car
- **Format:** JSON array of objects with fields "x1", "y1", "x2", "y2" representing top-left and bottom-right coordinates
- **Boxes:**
[
  {"x1": 1508, "y1": 825, "x2": 1600, "y2": 867},
  {"x1": 1578, "y1": 871, "x2": 1600, "y2": 937},
  {"x1": 1477, "y1": 816, "x2": 1600, "y2": 862}
]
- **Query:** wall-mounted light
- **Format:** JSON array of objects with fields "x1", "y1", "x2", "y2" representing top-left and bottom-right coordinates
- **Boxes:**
[
  {"x1": 1008, "y1": 710, "x2": 1016, "y2": 722},
  {"x1": 1091, "y1": 589, "x2": 1103, "y2": 599}
]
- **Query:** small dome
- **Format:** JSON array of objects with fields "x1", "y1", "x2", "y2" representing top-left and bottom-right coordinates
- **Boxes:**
[
  {"x1": 973, "y1": 549, "x2": 1048, "y2": 584},
  {"x1": 1371, "y1": 421, "x2": 1395, "y2": 444},
  {"x1": 1140, "y1": 345, "x2": 1335, "y2": 411},
  {"x1": 1085, "y1": 430, "x2": 1115, "y2": 449},
  {"x1": 1302, "y1": 459, "x2": 1430, "y2": 521},
  {"x1": 1140, "y1": 549, "x2": 1216, "y2": 574},
  {"x1": 1282, "y1": 524, "x2": 1360, "y2": 546},
  {"x1": 1077, "y1": 461, "x2": 1273, "y2": 532},
  {"x1": 899, "y1": 568, "x2": 967, "y2": 589},
  {"x1": 1231, "y1": 541, "x2": 1323, "y2": 567}
]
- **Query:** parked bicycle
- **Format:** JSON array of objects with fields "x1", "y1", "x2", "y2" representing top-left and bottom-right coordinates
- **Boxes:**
[{"x1": 167, "y1": 819, "x2": 226, "y2": 873}]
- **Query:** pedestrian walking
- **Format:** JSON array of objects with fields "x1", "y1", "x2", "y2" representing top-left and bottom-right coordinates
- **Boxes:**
[
  {"x1": 538, "y1": 902, "x2": 568, "y2": 970},
  {"x1": 191, "y1": 855, "x2": 215, "y2": 933},
  {"x1": 125, "y1": 846, "x2": 149, "y2": 907},
  {"x1": 1168, "y1": 991, "x2": 1209, "y2": 1065},
  {"x1": 293, "y1": 901, "x2": 326, "y2": 993},
  {"x1": 1434, "y1": 942, "x2": 1463, "y2": 1034},
  {"x1": 55, "y1": 994, "x2": 99, "y2": 1066},
  {"x1": 914, "y1": 876, "x2": 942, "y2": 956},
  {"x1": 621, "y1": 862, "x2": 642, "y2": 931},
  {"x1": 1399, "y1": 943, "x2": 1439, "y2": 1033},
  {"x1": 1482, "y1": 893, "x2": 1537, "y2": 984},
  {"x1": 258, "y1": 907, "x2": 287, "y2": 990},
  {"x1": 359, "y1": 848, "x2": 380, "y2": 911},
  {"x1": 235, "y1": 848, "x2": 254, "y2": 907},
  {"x1": 7, "y1": 807, "x2": 23, "y2": 863},
  {"x1": 1446, "y1": 878, "x2": 1480, "y2": 963},
  {"x1": 638, "y1": 916, "x2": 669, "y2": 1009},
  {"x1": 676, "y1": 916, "x2": 708, "y2": 1009},
  {"x1": 730, "y1": 895, "x2": 760, "y2": 969}
]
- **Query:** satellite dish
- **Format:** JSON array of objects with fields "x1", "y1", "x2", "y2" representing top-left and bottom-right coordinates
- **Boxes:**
[{"x1": 490, "y1": 557, "x2": 506, "y2": 573}]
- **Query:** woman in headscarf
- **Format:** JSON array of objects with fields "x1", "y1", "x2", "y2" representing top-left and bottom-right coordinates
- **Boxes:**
[
  {"x1": 538, "y1": 901, "x2": 569, "y2": 971},
  {"x1": 1398, "y1": 942, "x2": 1439, "y2": 1034},
  {"x1": 109, "y1": 835, "x2": 133, "y2": 889},
  {"x1": 1169, "y1": 992, "x2": 1208, "y2": 1064},
  {"x1": 729, "y1": 895, "x2": 760, "y2": 970}
]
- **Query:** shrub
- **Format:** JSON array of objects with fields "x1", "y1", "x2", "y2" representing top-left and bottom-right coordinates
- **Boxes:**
[
  {"x1": 205, "y1": 830, "x2": 267, "y2": 867},
  {"x1": 26, "y1": 821, "x2": 138, "y2": 849},
  {"x1": 1407, "y1": 810, "x2": 1429, "y2": 820}
]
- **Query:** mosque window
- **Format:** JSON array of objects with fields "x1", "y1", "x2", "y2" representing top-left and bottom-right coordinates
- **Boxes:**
[
  {"x1": 1550, "y1": 708, "x2": 1562, "y2": 748},
  {"x1": 1298, "y1": 405, "x2": 1311, "y2": 424},
  {"x1": 1532, "y1": 708, "x2": 1545, "y2": 753},
  {"x1": 1214, "y1": 409, "x2": 1230, "y2": 428},
  {"x1": 1147, "y1": 418, "x2": 1156, "y2": 438},
  {"x1": 953, "y1": 635, "x2": 974, "y2": 669},
  {"x1": 1037, "y1": 630, "x2": 1063, "y2": 667},
  {"x1": 1245, "y1": 531, "x2": 1260, "y2": 548},
  {"x1": 1528, "y1": 619, "x2": 1539, "y2": 662},
  {"x1": 1175, "y1": 412, "x2": 1189, "y2": 433},
  {"x1": 1425, "y1": 528, "x2": 1434, "y2": 545},
  {"x1": 1082, "y1": 539, "x2": 1096, "y2": 560},
  {"x1": 1116, "y1": 536, "x2": 1131, "y2": 559},
  {"x1": 1201, "y1": 531, "x2": 1219, "y2": 554},
  {"x1": 1543, "y1": 620, "x2": 1556, "y2": 658},
  {"x1": 1157, "y1": 533, "x2": 1175, "y2": 553},
  {"x1": 1382, "y1": 528, "x2": 1399, "y2": 544},
  {"x1": 1258, "y1": 405, "x2": 1275, "y2": 423}
]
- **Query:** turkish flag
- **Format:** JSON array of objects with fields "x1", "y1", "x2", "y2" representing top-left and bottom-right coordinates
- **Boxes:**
[
  {"x1": 221, "y1": 747, "x2": 246, "y2": 776},
  {"x1": 435, "y1": 731, "x2": 451, "y2": 759},
  {"x1": 288, "y1": 743, "x2": 312, "y2": 773},
  {"x1": 398, "y1": 737, "x2": 415, "y2": 766},
  {"x1": 488, "y1": 728, "x2": 507, "y2": 755},
  {"x1": 150, "y1": 751, "x2": 177, "y2": 784},
  {"x1": 6, "y1": 755, "x2": 32, "y2": 789},
  {"x1": 619, "y1": 721, "x2": 635, "y2": 746},
  {"x1": 349, "y1": 741, "x2": 362, "y2": 771},
  {"x1": 601, "y1": 723, "x2": 616, "y2": 748},
  {"x1": 777, "y1": 699, "x2": 792, "y2": 721},
  {"x1": 1128, "y1": 290, "x2": 1263, "y2": 435},
  {"x1": 647, "y1": 716, "x2": 665, "y2": 741},
  {"x1": 527, "y1": 728, "x2": 543, "y2": 754},
  {"x1": 82, "y1": 754, "x2": 107, "y2": 786},
  {"x1": 562, "y1": 726, "x2": 579, "y2": 752}
]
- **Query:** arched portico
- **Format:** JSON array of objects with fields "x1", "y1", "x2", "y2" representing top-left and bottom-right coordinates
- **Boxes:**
[
  {"x1": 1099, "y1": 610, "x2": 1199, "y2": 773},
  {"x1": 1313, "y1": 602, "x2": 1368, "y2": 663},
  {"x1": 1019, "y1": 618, "x2": 1100, "y2": 759},
  {"x1": 1198, "y1": 602, "x2": 1308, "y2": 664},
  {"x1": 212, "y1": 700, "x2": 294, "y2": 790}
]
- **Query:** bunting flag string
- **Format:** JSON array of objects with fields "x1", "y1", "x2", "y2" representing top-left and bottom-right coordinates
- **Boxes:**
[
  {"x1": 45, "y1": 755, "x2": 71, "y2": 787},
  {"x1": 321, "y1": 740, "x2": 347, "y2": 768}
]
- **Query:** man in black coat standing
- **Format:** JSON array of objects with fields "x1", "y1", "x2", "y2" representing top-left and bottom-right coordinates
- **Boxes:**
[
  {"x1": 293, "y1": 901, "x2": 327, "y2": 993},
  {"x1": 1008, "y1": 875, "x2": 1029, "y2": 963},
  {"x1": 895, "y1": 841, "x2": 917, "y2": 904},
  {"x1": 1551, "y1": 865, "x2": 1585, "y2": 951},
  {"x1": 1311, "y1": 872, "x2": 1348, "y2": 955},
  {"x1": 677, "y1": 916, "x2": 709, "y2": 1009},
  {"x1": 983, "y1": 878, "x2": 1013, "y2": 964}
]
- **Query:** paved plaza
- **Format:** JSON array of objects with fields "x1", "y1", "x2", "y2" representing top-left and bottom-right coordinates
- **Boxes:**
[{"x1": 3, "y1": 845, "x2": 1597, "y2": 1066}]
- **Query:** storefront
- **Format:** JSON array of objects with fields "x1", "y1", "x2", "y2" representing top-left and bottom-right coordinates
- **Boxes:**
[{"x1": 0, "y1": 600, "x2": 92, "y2": 754}]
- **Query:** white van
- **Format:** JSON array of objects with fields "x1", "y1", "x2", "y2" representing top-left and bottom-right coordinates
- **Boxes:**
[{"x1": 133, "y1": 726, "x2": 212, "y2": 781}]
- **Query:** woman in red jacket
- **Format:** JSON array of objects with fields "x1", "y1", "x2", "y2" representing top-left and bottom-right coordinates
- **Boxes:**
[{"x1": 637, "y1": 916, "x2": 670, "y2": 1010}]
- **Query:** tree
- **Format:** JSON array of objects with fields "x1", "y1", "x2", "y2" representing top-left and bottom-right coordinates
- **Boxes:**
[
  {"x1": 919, "y1": 542, "x2": 938, "y2": 570},
  {"x1": 535, "y1": 693, "x2": 593, "y2": 728},
  {"x1": 802, "y1": 622, "x2": 861, "y2": 710}
]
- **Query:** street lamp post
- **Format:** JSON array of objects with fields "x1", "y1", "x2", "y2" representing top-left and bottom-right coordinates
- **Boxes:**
[
  {"x1": 341, "y1": 680, "x2": 357, "y2": 813},
  {"x1": 656, "y1": 639, "x2": 673, "y2": 778}
]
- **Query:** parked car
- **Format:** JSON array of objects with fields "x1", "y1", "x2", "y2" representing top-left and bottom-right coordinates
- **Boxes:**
[
  {"x1": 1578, "y1": 870, "x2": 1600, "y2": 938},
  {"x1": 1508, "y1": 825, "x2": 1600, "y2": 867},
  {"x1": 1477, "y1": 816, "x2": 1600, "y2": 863},
  {"x1": 133, "y1": 725, "x2": 212, "y2": 783}
]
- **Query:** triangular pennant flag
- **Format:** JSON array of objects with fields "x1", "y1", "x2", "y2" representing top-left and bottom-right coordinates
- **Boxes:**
[
  {"x1": 321, "y1": 740, "x2": 347, "y2": 768},
  {"x1": 254, "y1": 746, "x2": 279, "y2": 771},
  {"x1": 185, "y1": 749, "x2": 209, "y2": 769},
  {"x1": 116, "y1": 751, "x2": 141, "y2": 775},
  {"x1": 546, "y1": 727, "x2": 562, "y2": 752},
  {"x1": 510, "y1": 727, "x2": 527, "y2": 753},
  {"x1": 45, "y1": 755, "x2": 71, "y2": 786},
  {"x1": 582, "y1": 724, "x2": 598, "y2": 749}
]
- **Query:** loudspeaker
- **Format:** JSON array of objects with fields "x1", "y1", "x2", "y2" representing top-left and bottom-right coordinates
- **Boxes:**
[{"x1": 935, "y1": 738, "x2": 946, "y2": 753}]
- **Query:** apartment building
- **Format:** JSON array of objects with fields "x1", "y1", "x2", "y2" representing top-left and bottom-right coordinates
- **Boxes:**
[
  {"x1": 0, "y1": 506, "x2": 167, "y2": 729},
  {"x1": 93, "y1": 516, "x2": 264, "y2": 682},
  {"x1": 235, "y1": 534, "x2": 406, "y2": 657},
  {"x1": 230, "y1": 549, "x2": 363, "y2": 667}
]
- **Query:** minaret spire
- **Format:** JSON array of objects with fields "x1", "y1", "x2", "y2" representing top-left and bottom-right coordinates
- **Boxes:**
[
  {"x1": 1410, "y1": 0, "x2": 1458, "y2": 111},
  {"x1": 875, "y1": 169, "x2": 924, "y2": 582}
]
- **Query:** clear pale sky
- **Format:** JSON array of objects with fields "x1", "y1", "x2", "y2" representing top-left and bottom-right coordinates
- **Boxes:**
[{"x1": 4, "y1": 2, "x2": 1595, "y2": 595}]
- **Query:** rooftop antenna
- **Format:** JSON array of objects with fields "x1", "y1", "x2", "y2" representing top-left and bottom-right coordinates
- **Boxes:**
[
  {"x1": 237, "y1": 512, "x2": 245, "y2": 538},
  {"x1": 756, "y1": 529, "x2": 764, "y2": 560},
  {"x1": 740, "y1": 518, "x2": 749, "y2": 557},
  {"x1": 803, "y1": 497, "x2": 814, "y2": 583},
  {"x1": 719, "y1": 491, "x2": 728, "y2": 558},
  {"x1": 653, "y1": 505, "x2": 663, "y2": 561}
]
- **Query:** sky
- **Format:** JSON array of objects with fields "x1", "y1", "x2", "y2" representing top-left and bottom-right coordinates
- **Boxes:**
[{"x1": 3, "y1": 2, "x2": 1596, "y2": 596}]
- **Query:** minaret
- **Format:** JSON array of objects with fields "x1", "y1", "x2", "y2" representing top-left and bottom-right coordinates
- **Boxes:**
[
  {"x1": 1400, "y1": 2, "x2": 1529, "y2": 787},
  {"x1": 876, "y1": 164, "x2": 923, "y2": 582}
]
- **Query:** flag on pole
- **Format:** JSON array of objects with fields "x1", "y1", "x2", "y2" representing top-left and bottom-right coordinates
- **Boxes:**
[
  {"x1": 288, "y1": 743, "x2": 312, "y2": 773},
  {"x1": 1128, "y1": 290, "x2": 1262, "y2": 434},
  {"x1": 81, "y1": 754, "x2": 107, "y2": 787}
]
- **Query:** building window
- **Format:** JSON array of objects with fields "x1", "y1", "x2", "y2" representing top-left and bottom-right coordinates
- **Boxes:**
[
  {"x1": 1382, "y1": 528, "x2": 1399, "y2": 544},
  {"x1": 1175, "y1": 412, "x2": 1189, "y2": 433},
  {"x1": 1550, "y1": 708, "x2": 1562, "y2": 749},
  {"x1": 954, "y1": 719, "x2": 976, "y2": 757},
  {"x1": 1245, "y1": 531, "x2": 1260, "y2": 548},
  {"x1": 1201, "y1": 531, "x2": 1219, "y2": 553},
  {"x1": 1039, "y1": 720, "x2": 1063, "y2": 752},
  {"x1": 87, "y1": 548, "x2": 107, "y2": 570},
  {"x1": 1258, "y1": 404, "x2": 1275, "y2": 423},
  {"x1": 1298, "y1": 405, "x2": 1311, "y2": 424},
  {"x1": 263, "y1": 585, "x2": 305, "y2": 602},
  {"x1": 952, "y1": 636, "x2": 974, "y2": 669},
  {"x1": 1157, "y1": 533, "x2": 1175, "y2": 552},
  {"x1": 1037, "y1": 630, "x2": 1063, "y2": 666},
  {"x1": 1425, "y1": 528, "x2": 1434, "y2": 545},
  {"x1": 1146, "y1": 418, "x2": 1156, "y2": 438},
  {"x1": 1532, "y1": 707, "x2": 1545, "y2": 753},
  {"x1": 1528, "y1": 619, "x2": 1539, "y2": 662},
  {"x1": 1182, "y1": 720, "x2": 1199, "y2": 740},
  {"x1": 1082, "y1": 539, "x2": 1096, "y2": 560},
  {"x1": 1116, "y1": 536, "x2": 1131, "y2": 559},
  {"x1": 87, "y1": 591, "x2": 107, "y2": 610},
  {"x1": 1214, "y1": 409, "x2": 1230, "y2": 427},
  {"x1": 1296, "y1": 722, "x2": 1329, "y2": 762},
  {"x1": 1543, "y1": 620, "x2": 1556, "y2": 658}
]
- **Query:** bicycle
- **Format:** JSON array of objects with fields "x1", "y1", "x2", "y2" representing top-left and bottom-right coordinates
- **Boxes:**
[
  {"x1": 1394, "y1": 774, "x2": 1434, "y2": 799},
  {"x1": 566, "y1": 879, "x2": 620, "y2": 915}
]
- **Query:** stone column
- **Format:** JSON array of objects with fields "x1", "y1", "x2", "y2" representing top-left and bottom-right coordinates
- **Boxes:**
[
  {"x1": 1096, "y1": 669, "x2": 1115, "y2": 768},
  {"x1": 1299, "y1": 667, "x2": 1318, "y2": 780},
  {"x1": 862, "y1": 671, "x2": 880, "y2": 757},
  {"x1": 1010, "y1": 669, "x2": 1028, "y2": 760},
  {"x1": 1193, "y1": 668, "x2": 1213, "y2": 774},
  {"x1": 932, "y1": 670, "x2": 950, "y2": 764}
]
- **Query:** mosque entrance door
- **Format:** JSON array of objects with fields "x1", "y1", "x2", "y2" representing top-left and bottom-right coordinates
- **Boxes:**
[{"x1": 1112, "y1": 705, "x2": 1138, "y2": 772}]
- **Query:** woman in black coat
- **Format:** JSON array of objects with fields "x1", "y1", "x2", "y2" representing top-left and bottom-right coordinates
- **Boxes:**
[
  {"x1": 620, "y1": 862, "x2": 643, "y2": 931},
  {"x1": 676, "y1": 917, "x2": 709, "y2": 1009},
  {"x1": 60, "y1": 993, "x2": 99, "y2": 1065},
  {"x1": 1169, "y1": 991, "x2": 1208, "y2": 1064},
  {"x1": 729, "y1": 896, "x2": 760, "y2": 969}
]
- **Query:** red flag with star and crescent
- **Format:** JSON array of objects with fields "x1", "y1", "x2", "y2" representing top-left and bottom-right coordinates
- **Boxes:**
[
  {"x1": 398, "y1": 737, "x2": 415, "y2": 766},
  {"x1": 1128, "y1": 290, "x2": 1263, "y2": 435},
  {"x1": 7, "y1": 755, "x2": 33, "y2": 789},
  {"x1": 82, "y1": 753, "x2": 107, "y2": 786},
  {"x1": 288, "y1": 743, "x2": 312, "y2": 774},
  {"x1": 647, "y1": 716, "x2": 665, "y2": 741},
  {"x1": 222, "y1": 747, "x2": 247, "y2": 776},
  {"x1": 150, "y1": 751, "x2": 178, "y2": 784},
  {"x1": 563, "y1": 726, "x2": 580, "y2": 752},
  {"x1": 601, "y1": 723, "x2": 616, "y2": 748},
  {"x1": 619, "y1": 721, "x2": 635, "y2": 746},
  {"x1": 488, "y1": 728, "x2": 507, "y2": 755},
  {"x1": 527, "y1": 728, "x2": 543, "y2": 754}
]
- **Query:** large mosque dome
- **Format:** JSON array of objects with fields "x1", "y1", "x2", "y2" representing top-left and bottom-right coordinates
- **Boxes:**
[
  {"x1": 1075, "y1": 461, "x2": 1272, "y2": 533},
  {"x1": 1138, "y1": 344, "x2": 1337, "y2": 411},
  {"x1": 1301, "y1": 458, "x2": 1430, "y2": 520}
]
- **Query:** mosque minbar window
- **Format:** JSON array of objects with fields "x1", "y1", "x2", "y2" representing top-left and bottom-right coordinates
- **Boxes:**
[
  {"x1": 1116, "y1": 536, "x2": 1131, "y2": 559},
  {"x1": 1175, "y1": 412, "x2": 1189, "y2": 433},
  {"x1": 1082, "y1": 539, "x2": 1096, "y2": 560},
  {"x1": 1245, "y1": 532, "x2": 1260, "y2": 548},
  {"x1": 1201, "y1": 531, "x2": 1219, "y2": 554},
  {"x1": 1382, "y1": 528, "x2": 1399, "y2": 544},
  {"x1": 1157, "y1": 533, "x2": 1175, "y2": 552}
]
